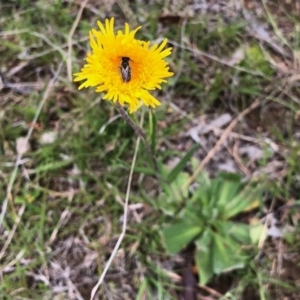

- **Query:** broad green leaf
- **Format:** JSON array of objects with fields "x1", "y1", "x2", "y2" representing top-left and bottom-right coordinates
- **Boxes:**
[
  {"x1": 212, "y1": 233, "x2": 234, "y2": 273},
  {"x1": 181, "y1": 202, "x2": 203, "y2": 224},
  {"x1": 223, "y1": 187, "x2": 260, "y2": 219},
  {"x1": 190, "y1": 176, "x2": 212, "y2": 208},
  {"x1": 160, "y1": 171, "x2": 190, "y2": 204},
  {"x1": 162, "y1": 222, "x2": 201, "y2": 254},
  {"x1": 217, "y1": 180, "x2": 241, "y2": 207},
  {"x1": 243, "y1": 198, "x2": 260, "y2": 212},
  {"x1": 226, "y1": 222, "x2": 251, "y2": 244},
  {"x1": 212, "y1": 233, "x2": 244, "y2": 274},
  {"x1": 190, "y1": 184, "x2": 209, "y2": 207},
  {"x1": 195, "y1": 230, "x2": 214, "y2": 285}
]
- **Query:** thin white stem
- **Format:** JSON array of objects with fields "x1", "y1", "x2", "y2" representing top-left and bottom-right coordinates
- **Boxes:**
[{"x1": 90, "y1": 110, "x2": 144, "y2": 300}]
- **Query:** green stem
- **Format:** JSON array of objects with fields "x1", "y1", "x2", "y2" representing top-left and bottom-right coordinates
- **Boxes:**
[{"x1": 117, "y1": 103, "x2": 158, "y2": 172}]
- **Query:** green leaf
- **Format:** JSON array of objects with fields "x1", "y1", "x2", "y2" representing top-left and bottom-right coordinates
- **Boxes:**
[
  {"x1": 167, "y1": 144, "x2": 199, "y2": 183},
  {"x1": 195, "y1": 230, "x2": 214, "y2": 285},
  {"x1": 227, "y1": 222, "x2": 251, "y2": 244},
  {"x1": 181, "y1": 202, "x2": 204, "y2": 224},
  {"x1": 148, "y1": 110, "x2": 157, "y2": 154},
  {"x1": 162, "y1": 222, "x2": 201, "y2": 254},
  {"x1": 190, "y1": 172, "x2": 212, "y2": 208},
  {"x1": 212, "y1": 233, "x2": 244, "y2": 274},
  {"x1": 160, "y1": 168, "x2": 190, "y2": 203},
  {"x1": 212, "y1": 233, "x2": 233, "y2": 273},
  {"x1": 217, "y1": 179, "x2": 241, "y2": 207},
  {"x1": 223, "y1": 187, "x2": 260, "y2": 219}
]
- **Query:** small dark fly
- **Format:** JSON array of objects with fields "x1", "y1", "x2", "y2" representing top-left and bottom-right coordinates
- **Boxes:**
[{"x1": 120, "y1": 56, "x2": 131, "y2": 83}]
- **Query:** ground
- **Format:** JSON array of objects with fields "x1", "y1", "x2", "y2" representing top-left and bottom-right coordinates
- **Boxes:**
[{"x1": 1, "y1": 0, "x2": 300, "y2": 299}]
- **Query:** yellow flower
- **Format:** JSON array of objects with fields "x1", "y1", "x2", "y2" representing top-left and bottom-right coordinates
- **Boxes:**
[{"x1": 74, "y1": 18, "x2": 173, "y2": 113}]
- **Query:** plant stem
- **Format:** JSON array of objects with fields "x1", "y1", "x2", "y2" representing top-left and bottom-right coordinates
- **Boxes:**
[{"x1": 117, "y1": 103, "x2": 158, "y2": 172}]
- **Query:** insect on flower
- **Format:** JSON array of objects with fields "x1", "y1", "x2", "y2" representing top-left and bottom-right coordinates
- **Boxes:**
[{"x1": 120, "y1": 56, "x2": 131, "y2": 83}]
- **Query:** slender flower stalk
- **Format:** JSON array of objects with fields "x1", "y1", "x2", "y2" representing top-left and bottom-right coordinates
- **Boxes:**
[{"x1": 74, "y1": 18, "x2": 173, "y2": 113}]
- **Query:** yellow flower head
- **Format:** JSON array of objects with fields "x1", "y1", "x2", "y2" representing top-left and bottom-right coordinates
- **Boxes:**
[{"x1": 74, "y1": 18, "x2": 174, "y2": 113}]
